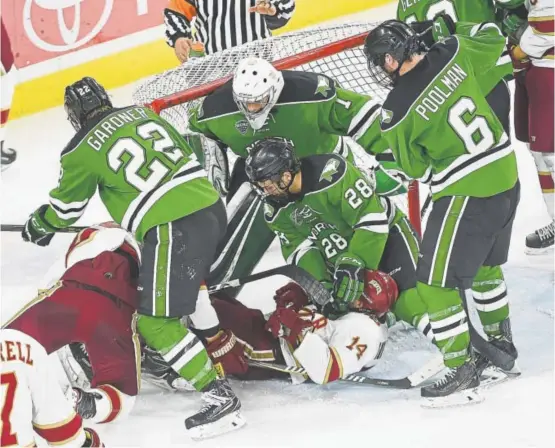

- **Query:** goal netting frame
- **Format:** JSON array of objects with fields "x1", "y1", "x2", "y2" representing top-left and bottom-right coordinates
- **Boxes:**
[{"x1": 133, "y1": 22, "x2": 421, "y2": 234}]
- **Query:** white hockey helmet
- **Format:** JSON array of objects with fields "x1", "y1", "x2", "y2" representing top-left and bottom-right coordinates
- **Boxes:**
[{"x1": 232, "y1": 57, "x2": 284, "y2": 130}]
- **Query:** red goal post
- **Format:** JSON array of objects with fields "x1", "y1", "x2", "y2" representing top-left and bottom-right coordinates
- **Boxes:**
[{"x1": 134, "y1": 23, "x2": 422, "y2": 234}]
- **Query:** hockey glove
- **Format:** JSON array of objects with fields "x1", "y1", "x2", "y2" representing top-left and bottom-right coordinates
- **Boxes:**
[
  {"x1": 72, "y1": 387, "x2": 102, "y2": 420},
  {"x1": 273, "y1": 282, "x2": 309, "y2": 311},
  {"x1": 83, "y1": 428, "x2": 104, "y2": 447},
  {"x1": 265, "y1": 307, "x2": 313, "y2": 347},
  {"x1": 22, "y1": 204, "x2": 57, "y2": 246},
  {"x1": 503, "y1": 13, "x2": 527, "y2": 46},
  {"x1": 333, "y1": 254, "x2": 365, "y2": 312},
  {"x1": 431, "y1": 13, "x2": 456, "y2": 42},
  {"x1": 206, "y1": 329, "x2": 249, "y2": 377}
]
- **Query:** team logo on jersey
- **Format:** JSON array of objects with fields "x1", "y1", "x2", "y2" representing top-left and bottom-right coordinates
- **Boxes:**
[
  {"x1": 235, "y1": 119, "x2": 250, "y2": 135},
  {"x1": 264, "y1": 202, "x2": 275, "y2": 217},
  {"x1": 381, "y1": 108, "x2": 394, "y2": 124},
  {"x1": 319, "y1": 158, "x2": 340, "y2": 183},
  {"x1": 315, "y1": 76, "x2": 332, "y2": 97},
  {"x1": 290, "y1": 205, "x2": 322, "y2": 226}
]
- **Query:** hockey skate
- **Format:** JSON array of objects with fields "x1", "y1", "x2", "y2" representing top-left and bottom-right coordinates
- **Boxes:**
[
  {"x1": 421, "y1": 357, "x2": 481, "y2": 408},
  {"x1": 185, "y1": 377, "x2": 246, "y2": 440},
  {"x1": 141, "y1": 345, "x2": 194, "y2": 391},
  {"x1": 480, "y1": 318, "x2": 520, "y2": 377},
  {"x1": 525, "y1": 221, "x2": 554, "y2": 254}
]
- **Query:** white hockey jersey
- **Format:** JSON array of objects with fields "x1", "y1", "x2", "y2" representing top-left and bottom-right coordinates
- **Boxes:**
[
  {"x1": 520, "y1": 0, "x2": 554, "y2": 68},
  {"x1": 0, "y1": 329, "x2": 87, "y2": 447},
  {"x1": 292, "y1": 308, "x2": 388, "y2": 384}
]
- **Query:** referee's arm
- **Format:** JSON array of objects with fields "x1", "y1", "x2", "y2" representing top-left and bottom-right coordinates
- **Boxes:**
[
  {"x1": 252, "y1": 0, "x2": 296, "y2": 30},
  {"x1": 164, "y1": 0, "x2": 196, "y2": 47}
]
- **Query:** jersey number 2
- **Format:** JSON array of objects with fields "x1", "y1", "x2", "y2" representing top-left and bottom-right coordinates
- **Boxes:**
[
  {"x1": 108, "y1": 121, "x2": 184, "y2": 192},
  {"x1": 1, "y1": 372, "x2": 18, "y2": 446}
]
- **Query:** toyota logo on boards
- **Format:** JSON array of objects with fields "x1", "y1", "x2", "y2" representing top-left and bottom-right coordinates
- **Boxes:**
[{"x1": 23, "y1": 0, "x2": 114, "y2": 52}]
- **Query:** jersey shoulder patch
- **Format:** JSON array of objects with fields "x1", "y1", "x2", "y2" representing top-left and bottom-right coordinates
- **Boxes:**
[
  {"x1": 303, "y1": 154, "x2": 346, "y2": 193},
  {"x1": 381, "y1": 39, "x2": 460, "y2": 131},
  {"x1": 196, "y1": 78, "x2": 238, "y2": 121},
  {"x1": 278, "y1": 71, "x2": 337, "y2": 105}
]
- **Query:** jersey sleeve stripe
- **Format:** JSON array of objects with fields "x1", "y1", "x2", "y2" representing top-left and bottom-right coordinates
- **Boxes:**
[
  {"x1": 286, "y1": 239, "x2": 314, "y2": 265},
  {"x1": 348, "y1": 102, "x2": 381, "y2": 138},
  {"x1": 97, "y1": 384, "x2": 123, "y2": 424},
  {"x1": 33, "y1": 412, "x2": 83, "y2": 445},
  {"x1": 353, "y1": 221, "x2": 389, "y2": 234},
  {"x1": 49, "y1": 197, "x2": 89, "y2": 211}
]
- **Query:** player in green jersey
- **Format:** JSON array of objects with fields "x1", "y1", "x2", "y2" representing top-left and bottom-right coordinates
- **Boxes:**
[
  {"x1": 364, "y1": 20, "x2": 520, "y2": 400},
  {"x1": 20, "y1": 77, "x2": 246, "y2": 439},
  {"x1": 397, "y1": 1, "x2": 518, "y2": 137},
  {"x1": 245, "y1": 137, "x2": 436, "y2": 344},
  {"x1": 189, "y1": 56, "x2": 408, "y2": 296}
]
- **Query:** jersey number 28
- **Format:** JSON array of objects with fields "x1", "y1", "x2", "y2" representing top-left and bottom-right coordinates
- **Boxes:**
[{"x1": 108, "y1": 121, "x2": 184, "y2": 192}]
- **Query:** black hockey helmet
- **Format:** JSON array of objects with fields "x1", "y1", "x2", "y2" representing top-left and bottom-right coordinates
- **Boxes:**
[
  {"x1": 245, "y1": 137, "x2": 301, "y2": 201},
  {"x1": 364, "y1": 20, "x2": 421, "y2": 88},
  {"x1": 64, "y1": 77, "x2": 112, "y2": 131}
]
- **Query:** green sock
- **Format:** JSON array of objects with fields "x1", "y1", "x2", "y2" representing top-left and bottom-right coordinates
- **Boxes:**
[
  {"x1": 472, "y1": 265, "x2": 510, "y2": 337},
  {"x1": 137, "y1": 314, "x2": 217, "y2": 391},
  {"x1": 417, "y1": 282, "x2": 470, "y2": 368}
]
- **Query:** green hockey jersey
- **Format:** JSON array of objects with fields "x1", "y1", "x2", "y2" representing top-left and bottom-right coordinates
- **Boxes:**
[
  {"x1": 264, "y1": 154, "x2": 404, "y2": 285},
  {"x1": 397, "y1": 1, "x2": 514, "y2": 95},
  {"x1": 397, "y1": 0, "x2": 498, "y2": 24},
  {"x1": 189, "y1": 70, "x2": 386, "y2": 159},
  {"x1": 380, "y1": 23, "x2": 518, "y2": 201},
  {"x1": 45, "y1": 106, "x2": 219, "y2": 241},
  {"x1": 188, "y1": 71, "x2": 408, "y2": 195}
]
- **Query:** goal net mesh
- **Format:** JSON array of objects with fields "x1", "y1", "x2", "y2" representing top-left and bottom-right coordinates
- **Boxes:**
[{"x1": 133, "y1": 22, "x2": 420, "y2": 230}]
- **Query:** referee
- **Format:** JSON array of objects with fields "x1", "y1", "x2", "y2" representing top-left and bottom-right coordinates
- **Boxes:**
[{"x1": 164, "y1": 0, "x2": 296, "y2": 62}]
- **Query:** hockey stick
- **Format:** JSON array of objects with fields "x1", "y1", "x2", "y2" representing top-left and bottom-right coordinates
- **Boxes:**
[
  {"x1": 207, "y1": 264, "x2": 333, "y2": 307},
  {"x1": 459, "y1": 289, "x2": 516, "y2": 372},
  {"x1": 248, "y1": 354, "x2": 444, "y2": 389},
  {"x1": 1, "y1": 224, "x2": 86, "y2": 233}
]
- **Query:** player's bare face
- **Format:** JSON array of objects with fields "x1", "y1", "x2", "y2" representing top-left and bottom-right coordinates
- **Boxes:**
[
  {"x1": 246, "y1": 102, "x2": 265, "y2": 113},
  {"x1": 257, "y1": 172, "x2": 290, "y2": 197}
]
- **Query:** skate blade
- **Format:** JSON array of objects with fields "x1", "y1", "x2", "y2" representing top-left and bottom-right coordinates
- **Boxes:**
[
  {"x1": 421, "y1": 389, "x2": 484, "y2": 409},
  {"x1": 525, "y1": 246, "x2": 554, "y2": 256},
  {"x1": 187, "y1": 411, "x2": 246, "y2": 440}
]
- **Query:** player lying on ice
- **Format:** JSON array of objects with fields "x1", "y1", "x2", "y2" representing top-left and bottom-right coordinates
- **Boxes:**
[
  {"x1": 5, "y1": 223, "x2": 143, "y2": 427},
  {"x1": 187, "y1": 56, "x2": 410, "y2": 296},
  {"x1": 19, "y1": 77, "x2": 248, "y2": 439}
]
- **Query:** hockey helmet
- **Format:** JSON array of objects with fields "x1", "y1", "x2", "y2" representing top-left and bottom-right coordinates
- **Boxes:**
[
  {"x1": 64, "y1": 77, "x2": 112, "y2": 131},
  {"x1": 233, "y1": 57, "x2": 284, "y2": 130},
  {"x1": 353, "y1": 270, "x2": 399, "y2": 316},
  {"x1": 245, "y1": 137, "x2": 301, "y2": 202},
  {"x1": 364, "y1": 20, "x2": 421, "y2": 88}
]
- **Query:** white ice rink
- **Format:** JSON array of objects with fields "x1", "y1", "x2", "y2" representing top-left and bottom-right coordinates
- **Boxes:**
[{"x1": 1, "y1": 3, "x2": 554, "y2": 447}]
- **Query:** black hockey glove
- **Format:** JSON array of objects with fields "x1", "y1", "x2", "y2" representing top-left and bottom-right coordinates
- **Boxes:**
[
  {"x1": 72, "y1": 388, "x2": 102, "y2": 419},
  {"x1": 410, "y1": 13, "x2": 456, "y2": 49},
  {"x1": 22, "y1": 204, "x2": 56, "y2": 246}
]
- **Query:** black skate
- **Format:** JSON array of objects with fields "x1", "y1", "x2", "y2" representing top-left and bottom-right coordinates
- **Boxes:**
[
  {"x1": 484, "y1": 318, "x2": 520, "y2": 377},
  {"x1": 421, "y1": 357, "x2": 480, "y2": 398},
  {"x1": 141, "y1": 345, "x2": 194, "y2": 391},
  {"x1": 1, "y1": 142, "x2": 17, "y2": 172},
  {"x1": 525, "y1": 221, "x2": 554, "y2": 254},
  {"x1": 185, "y1": 378, "x2": 246, "y2": 440}
]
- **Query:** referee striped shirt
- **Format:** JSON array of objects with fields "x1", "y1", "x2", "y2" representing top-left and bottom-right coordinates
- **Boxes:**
[{"x1": 164, "y1": 0, "x2": 295, "y2": 55}]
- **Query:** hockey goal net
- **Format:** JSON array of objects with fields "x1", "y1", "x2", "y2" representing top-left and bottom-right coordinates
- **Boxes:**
[{"x1": 133, "y1": 22, "x2": 421, "y2": 233}]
